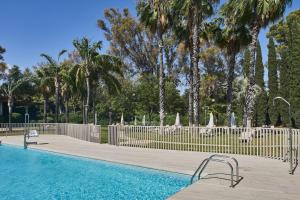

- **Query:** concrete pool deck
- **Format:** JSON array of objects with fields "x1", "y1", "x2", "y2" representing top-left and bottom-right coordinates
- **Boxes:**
[{"x1": 1, "y1": 134, "x2": 300, "y2": 200}]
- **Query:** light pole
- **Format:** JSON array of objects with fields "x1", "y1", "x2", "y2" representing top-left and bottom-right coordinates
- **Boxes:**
[{"x1": 273, "y1": 96, "x2": 294, "y2": 174}]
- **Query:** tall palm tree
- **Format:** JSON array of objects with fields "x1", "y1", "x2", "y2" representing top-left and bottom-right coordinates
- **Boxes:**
[
  {"x1": 73, "y1": 38, "x2": 123, "y2": 124},
  {"x1": 35, "y1": 65, "x2": 54, "y2": 123},
  {"x1": 138, "y1": 0, "x2": 170, "y2": 126},
  {"x1": 40, "y1": 50, "x2": 67, "y2": 123},
  {"x1": 214, "y1": 6, "x2": 251, "y2": 126},
  {"x1": 60, "y1": 61, "x2": 77, "y2": 123},
  {"x1": 170, "y1": 1, "x2": 194, "y2": 126},
  {"x1": 94, "y1": 55, "x2": 123, "y2": 123},
  {"x1": 73, "y1": 38, "x2": 101, "y2": 124},
  {"x1": 226, "y1": 0, "x2": 292, "y2": 126},
  {"x1": 1, "y1": 66, "x2": 28, "y2": 130},
  {"x1": 171, "y1": 0, "x2": 218, "y2": 125}
]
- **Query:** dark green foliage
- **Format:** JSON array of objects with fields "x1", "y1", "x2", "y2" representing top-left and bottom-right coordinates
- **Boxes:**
[
  {"x1": 288, "y1": 20, "x2": 300, "y2": 127},
  {"x1": 254, "y1": 41, "x2": 267, "y2": 126},
  {"x1": 279, "y1": 50, "x2": 290, "y2": 126},
  {"x1": 0, "y1": 46, "x2": 6, "y2": 70},
  {"x1": 255, "y1": 42, "x2": 264, "y2": 88},
  {"x1": 11, "y1": 113, "x2": 22, "y2": 122},
  {"x1": 268, "y1": 9, "x2": 300, "y2": 127},
  {"x1": 242, "y1": 49, "x2": 250, "y2": 78},
  {"x1": 268, "y1": 37, "x2": 279, "y2": 125}
]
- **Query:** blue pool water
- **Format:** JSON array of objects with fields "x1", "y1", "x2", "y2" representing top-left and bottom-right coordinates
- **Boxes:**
[{"x1": 0, "y1": 145, "x2": 189, "y2": 200}]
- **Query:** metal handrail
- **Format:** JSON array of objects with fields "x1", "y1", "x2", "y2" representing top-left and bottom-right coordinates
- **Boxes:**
[
  {"x1": 190, "y1": 154, "x2": 239, "y2": 187},
  {"x1": 210, "y1": 154, "x2": 239, "y2": 181}
]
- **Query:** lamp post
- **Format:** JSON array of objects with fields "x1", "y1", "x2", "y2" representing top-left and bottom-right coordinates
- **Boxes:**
[{"x1": 273, "y1": 96, "x2": 293, "y2": 174}]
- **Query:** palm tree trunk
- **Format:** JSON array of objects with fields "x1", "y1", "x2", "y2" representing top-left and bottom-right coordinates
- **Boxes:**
[
  {"x1": 157, "y1": 7, "x2": 165, "y2": 127},
  {"x1": 226, "y1": 50, "x2": 236, "y2": 127},
  {"x1": 43, "y1": 97, "x2": 48, "y2": 123},
  {"x1": 158, "y1": 39, "x2": 165, "y2": 127},
  {"x1": 188, "y1": 49, "x2": 194, "y2": 126},
  {"x1": 85, "y1": 76, "x2": 90, "y2": 124},
  {"x1": 8, "y1": 96, "x2": 12, "y2": 132},
  {"x1": 192, "y1": 7, "x2": 201, "y2": 126},
  {"x1": 243, "y1": 22, "x2": 260, "y2": 126},
  {"x1": 65, "y1": 97, "x2": 69, "y2": 123},
  {"x1": 93, "y1": 97, "x2": 96, "y2": 125},
  {"x1": 55, "y1": 78, "x2": 59, "y2": 123},
  {"x1": 82, "y1": 99, "x2": 85, "y2": 124}
]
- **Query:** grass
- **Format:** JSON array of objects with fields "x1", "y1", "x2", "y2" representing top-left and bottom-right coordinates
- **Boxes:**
[
  {"x1": 117, "y1": 129, "x2": 290, "y2": 158},
  {"x1": 100, "y1": 126, "x2": 108, "y2": 143}
]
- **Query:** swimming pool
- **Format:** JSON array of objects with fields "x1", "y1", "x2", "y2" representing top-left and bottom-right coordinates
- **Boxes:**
[{"x1": 0, "y1": 145, "x2": 189, "y2": 200}]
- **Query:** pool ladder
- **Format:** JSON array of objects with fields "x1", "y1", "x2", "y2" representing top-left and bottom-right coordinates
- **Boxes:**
[{"x1": 190, "y1": 154, "x2": 240, "y2": 187}]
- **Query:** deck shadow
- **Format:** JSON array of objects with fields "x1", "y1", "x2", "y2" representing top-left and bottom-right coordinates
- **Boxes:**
[{"x1": 201, "y1": 172, "x2": 243, "y2": 188}]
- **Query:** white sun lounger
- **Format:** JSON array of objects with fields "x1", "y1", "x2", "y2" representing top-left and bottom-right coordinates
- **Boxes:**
[{"x1": 27, "y1": 130, "x2": 39, "y2": 138}]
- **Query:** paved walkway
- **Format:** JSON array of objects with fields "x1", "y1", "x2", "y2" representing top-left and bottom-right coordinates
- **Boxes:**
[{"x1": 1, "y1": 135, "x2": 300, "y2": 200}]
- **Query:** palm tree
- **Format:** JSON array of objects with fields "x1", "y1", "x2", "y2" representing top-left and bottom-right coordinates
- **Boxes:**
[
  {"x1": 169, "y1": 2, "x2": 194, "y2": 126},
  {"x1": 171, "y1": 0, "x2": 219, "y2": 125},
  {"x1": 73, "y1": 38, "x2": 101, "y2": 124},
  {"x1": 138, "y1": 0, "x2": 170, "y2": 126},
  {"x1": 35, "y1": 65, "x2": 54, "y2": 123},
  {"x1": 213, "y1": 6, "x2": 251, "y2": 126},
  {"x1": 40, "y1": 50, "x2": 67, "y2": 123},
  {"x1": 92, "y1": 55, "x2": 123, "y2": 124},
  {"x1": 226, "y1": 0, "x2": 292, "y2": 126},
  {"x1": 1, "y1": 66, "x2": 28, "y2": 130},
  {"x1": 73, "y1": 38, "x2": 123, "y2": 124},
  {"x1": 60, "y1": 61, "x2": 77, "y2": 123}
]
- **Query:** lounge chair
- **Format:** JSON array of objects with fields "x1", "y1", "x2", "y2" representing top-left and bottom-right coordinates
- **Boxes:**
[
  {"x1": 240, "y1": 129, "x2": 255, "y2": 143},
  {"x1": 25, "y1": 130, "x2": 39, "y2": 145},
  {"x1": 27, "y1": 130, "x2": 39, "y2": 138}
]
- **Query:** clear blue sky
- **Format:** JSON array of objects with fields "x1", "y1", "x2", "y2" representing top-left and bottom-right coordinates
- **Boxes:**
[{"x1": 0, "y1": 0, "x2": 299, "y2": 70}]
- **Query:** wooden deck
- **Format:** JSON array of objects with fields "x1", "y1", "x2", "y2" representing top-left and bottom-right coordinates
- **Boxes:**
[{"x1": 1, "y1": 135, "x2": 300, "y2": 200}]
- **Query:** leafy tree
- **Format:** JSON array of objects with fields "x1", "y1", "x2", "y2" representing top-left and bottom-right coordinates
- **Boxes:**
[
  {"x1": 98, "y1": 8, "x2": 158, "y2": 75},
  {"x1": 267, "y1": 37, "x2": 279, "y2": 125},
  {"x1": 0, "y1": 46, "x2": 6, "y2": 71},
  {"x1": 268, "y1": 10, "x2": 300, "y2": 126},
  {"x1": 136, "y1": 73, "x2": 159, "y2": 124},
  {"x1": 254, "y1": 41, "x2": 267, "y2": 126},
  {"x1": 287, "y1": 17, "x2": 300, "y2": 127}
]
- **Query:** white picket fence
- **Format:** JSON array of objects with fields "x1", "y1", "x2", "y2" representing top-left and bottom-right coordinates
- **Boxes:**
[
  {"x1": 58, "y1": 123, "x2": 101, "y2": 143},
  {"x1": 108, "y1": 125, "x2": 300, "y2": 163},
  {"x1": 0, "y1": 123, "x2": 101, "y2": 143}
]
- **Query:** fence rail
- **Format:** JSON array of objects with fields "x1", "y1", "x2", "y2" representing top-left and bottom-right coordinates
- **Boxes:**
[
  {"x1": 108, "y1": 125, "x2": 300, "y2": 164},
  {"x1": 0, "y1": 123, "x2": 101, "y2": 143}
]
